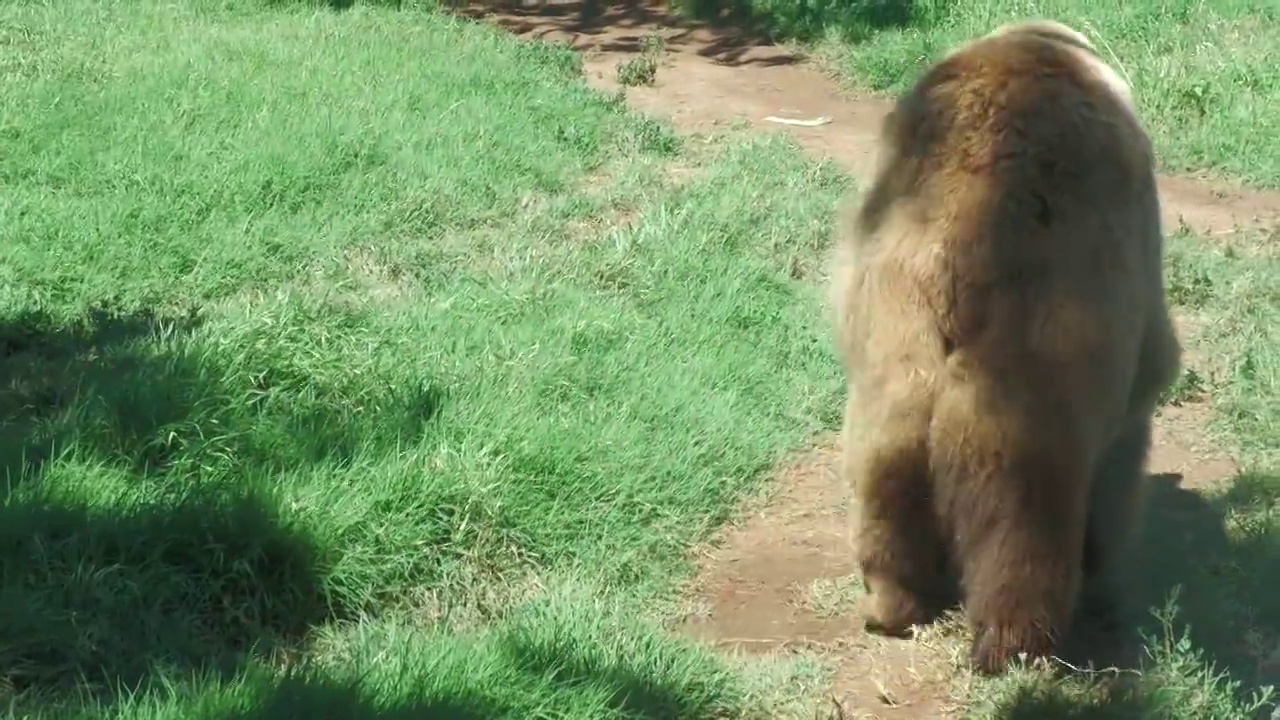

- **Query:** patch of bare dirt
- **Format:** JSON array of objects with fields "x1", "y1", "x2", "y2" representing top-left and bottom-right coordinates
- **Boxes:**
[
  {"x1": 459, "y1": 3, "x2": 1266, "y2": 716},
  {"x1": 1152, "y1": 315, "x2": 1241, "y2": 490},
  {"x1": 679, "y1": 433, "x2": 964, "y2": 718}
]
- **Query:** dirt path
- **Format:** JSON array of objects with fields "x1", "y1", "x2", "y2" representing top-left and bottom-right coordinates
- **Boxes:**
[{"x1": 464, "y1": 4, "x2": 1277, "y2": 717}]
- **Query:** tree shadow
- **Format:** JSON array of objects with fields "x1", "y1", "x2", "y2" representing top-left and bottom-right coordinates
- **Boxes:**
[
  {"x1": 0, "y1": 306, "x2": 204, "y2": 484},
  {"x1": 277, "y1": 0, "x2": 952, "y2": 71},
  {"x1": 498, "y1": 627, "x2": 732, "y2": 718},
  {"x1": 194, "y1": 620, "x2": 738, "y2": 719},
  {"x1": 448, "y1": 0, "x2": 954, "y2": 70},
  {"x1": 671, "y1": 0, "x2": 950, "y2": 43},
  {"x1": 450, "y1": 1, "x2": 795, "y2": 68},
  {"x1": 209, "y1": 672, "x2": 511, "y2": 720},
  {"x1": 0, "y1": 487, "x2": 334, "y2": 699},
  {"x1": 259, "y1": 0, "x2": 362, "y2": 10},
  {"x1": 0, "y1": 307, "x2": 443, "y2": 706},
  {"x1": 0, "y1": 307, "x2": 443, "y2": 488},
  {"x1": 989, "y1": 678, "x2": 1165, "y2": 720}
]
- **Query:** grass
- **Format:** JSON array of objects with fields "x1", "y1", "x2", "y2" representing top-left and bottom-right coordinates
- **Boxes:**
[
  {"x1": 673, "y1": 0, "x2": 1280, "y2": 187},
  {"x1": 3, "y1": 1, "x2": 1278, "y2": 719},
  {"x1": 39, "y1": 584, "x2": 828, "y2": 719},
  {"x1": 616, "y1": 32, "x2": 665, "y2": 87},
  {"x1": 0, "y1": 0, "x2": 848, "y2": 716}
]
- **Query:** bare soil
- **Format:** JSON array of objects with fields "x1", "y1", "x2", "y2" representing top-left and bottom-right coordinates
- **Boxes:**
[{"x1": 461, "y1": 3, "x2": 1279, "y2": 716}]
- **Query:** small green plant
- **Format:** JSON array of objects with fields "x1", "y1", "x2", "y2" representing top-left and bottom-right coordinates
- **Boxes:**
[
  {"x1": 617, "y1": 31, "x2": 666, "y2": 87},
  {"x1": 1162, "y1": 366, "x2": 1208, "y2": 406},
  {"x1": 617, "y1": 55, "x2": 658, "y2": 87},
  {"x1": 639, "y1": 30, "x2": 666, "y2": 55}
]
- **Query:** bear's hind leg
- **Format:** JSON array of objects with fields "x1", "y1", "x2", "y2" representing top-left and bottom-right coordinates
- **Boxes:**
[
  {"x1": 847, "y1": 395, "x2": 950, "y2": 637},
  {"x1": 935, "y1": 391, "x2": 1091, "y2": 675}
]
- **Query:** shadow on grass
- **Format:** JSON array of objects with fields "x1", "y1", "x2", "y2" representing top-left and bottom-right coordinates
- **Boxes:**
[
  {"x1": 0, "y1": 306, "x2": 204, "y2": 483},
  {"x1": 989, "y1": 680, "x2": 1161, "y2": 720},
  {"x1": 1138, "y1": 472, "x2": 1280, "y2": 682},
  {"x1": 0, "y1": 307, "x2": 443, "y2": 487},
  {"x1": 212, "y1": 673, "x2": 511, "y2": 720},
  {"x1": 0, "y1": 488, "x2": 333, "y2": 698},
  {"x1": 204, "y1": 627, "x2": 741, "y2": 720},
  {"x1": 0, "y1": 307, "x2": 440, "y2": 704},
  {"x1": 670, "y1": 0, "x2": 950, "y2": 43},
  {"x1": 501, "y1": 634, "x2": 734, "y2": 718}
]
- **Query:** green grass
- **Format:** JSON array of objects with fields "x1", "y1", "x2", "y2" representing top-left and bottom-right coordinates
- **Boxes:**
[
  {"x1": 4, "y1": 1, "x2": 1278, "y2": 719},
  {"x1": 38, "y1": 584, "x2": 827, "y2": 719},
  {"x1": 685, "y1": 0, "x2": 1280, "y2": 186},
  {"x1": 0, "y1": 1, "x2": 847, "y2": 716}
]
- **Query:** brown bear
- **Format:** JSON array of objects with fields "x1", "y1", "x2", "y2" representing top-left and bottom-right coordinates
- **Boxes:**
[{"x1": 828, "y1": 19, "x2": 1182, "y2": 674}]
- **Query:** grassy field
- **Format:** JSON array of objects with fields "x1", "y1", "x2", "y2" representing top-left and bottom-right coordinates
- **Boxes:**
[
  {"x1": 0, "y1": 1, "x2": 846, "y2": 716},
  {"x1": 2, "y1": 1, "x2": 1277, "y2": 719},
  {"x1": 682, "y1": 0, "x2": 1280, "y2": 187}
]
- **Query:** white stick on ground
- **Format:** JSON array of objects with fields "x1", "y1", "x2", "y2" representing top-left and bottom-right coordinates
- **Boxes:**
[{"x1": 763, "y1": 115, "x2": 832, "y2": 127}]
